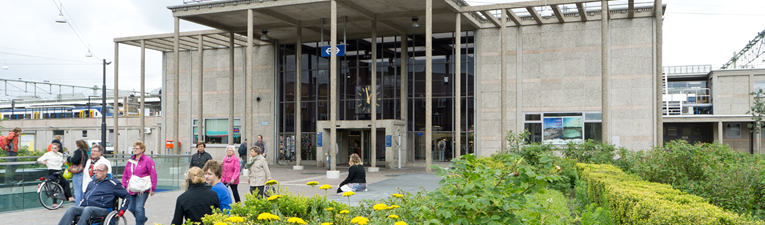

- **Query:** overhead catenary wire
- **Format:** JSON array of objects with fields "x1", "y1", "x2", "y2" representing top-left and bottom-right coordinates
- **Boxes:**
[{"x1": 51, "y1": 0, "x2": 102, "y2": 61}]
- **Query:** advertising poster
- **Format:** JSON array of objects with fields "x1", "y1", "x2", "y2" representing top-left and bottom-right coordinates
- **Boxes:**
[
  {"x1": 543, "y1": 116, "x2": 583, "y2": 144},
  {"x1": 543, "y1": 118, "x2": 563, "y2": 144}
]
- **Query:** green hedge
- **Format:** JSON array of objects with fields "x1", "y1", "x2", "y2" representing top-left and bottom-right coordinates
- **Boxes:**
[{"x1": 576, "y1": 163, "x2": 763, "y2": 225}]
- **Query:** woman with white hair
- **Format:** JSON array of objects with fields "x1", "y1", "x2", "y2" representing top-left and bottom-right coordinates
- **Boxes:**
[{"x1": 220, "y1": 145, "x2": 241, "y2": 203}]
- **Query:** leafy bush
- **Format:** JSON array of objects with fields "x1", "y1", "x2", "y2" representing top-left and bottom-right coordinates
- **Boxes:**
[
  {"x1": 562, "y1": 140, "x2": 621, "y2": 165},
  {"x1": 516, "y1": 188, "x2": 573, "y2": 225},
  {"x1": 620, "y1": 140, "x2": 765, "y2": 219},
  {"x1": 576, "y1": 163, "x2": 763, "y2": 225}
]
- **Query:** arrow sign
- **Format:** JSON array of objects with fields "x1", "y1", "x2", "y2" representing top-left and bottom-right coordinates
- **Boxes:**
[{"x1": 321, "y1": 45, "x2": 345, "y2": 57}]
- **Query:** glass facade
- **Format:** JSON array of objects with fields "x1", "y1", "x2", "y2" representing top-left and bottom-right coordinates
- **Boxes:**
[{"x1": 278, "y1": 31, "x2": 476, "y2": 162}]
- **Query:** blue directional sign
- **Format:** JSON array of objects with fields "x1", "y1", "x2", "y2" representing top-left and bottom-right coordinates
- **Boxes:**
[
  {"x1": 317, "y1": 132, "x2": 323, "y2": 147},
  {"x1": 321, "y1": 45, "x2": 345, "y2": 57},
  {"x1": 386, "y1": 135, "x2": 392, "y2": 147}
]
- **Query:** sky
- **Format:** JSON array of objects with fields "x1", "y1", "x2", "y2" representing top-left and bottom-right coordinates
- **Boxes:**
[{"x1": 1, "y1": 0, "x2": 764, "y2": 100}]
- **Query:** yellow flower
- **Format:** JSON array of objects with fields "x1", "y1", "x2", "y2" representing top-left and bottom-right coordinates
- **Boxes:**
[
  {"x1": 342, "y1": 191, "x2": 355, "y2": 197},
  {"x1": 257, "y1": 212, "x2": 281, "y2": 221},
  {"x1": 265, "y1": 180, "x2": 278, "y2": 185},
  {"x1": 350, "y1": 216, "x2": 369, "y2": 225},
  {"x1": 373, "y1": 203, "x2": 388, "y2": 210},
  {"x1": 267, "y1": 195, "x2": 282, "y2": 201},
  {"x1": 388, "y1": 215, "x2": 399, "y2": 219},
  {"x1": 325, "y1": 207, "x2": 334, "y2": 211},
  {"x1": 287, "y1": 217, "x2": 307, "y2": 224},
  {"x1": 339, "y1": 210, "x2": 349, "y2": 214},
  {"x1": 225, "y1": 216, "x2": 244, "y2": 223},
  {"x1": 319, "y1": 184, "x2": 332, "y2": 190},
  {"x1": 394, "y1": 221, "x2": 407, "y2": 225},
  {"x1": 214, "y1": 222, "x2": 227, "y2": 225},
  {"x1": 392, "y1": 194, "x2": 404, "y2": 198},
  {"x1": 390, "y1": 205, "x2": 401, "y2": 209},
  {"x1": 306, "y1": 181, "x2": 319, "y2": 186},
  {"x1": 321, "y1": 223, "x2": 334, "y2": 225}
]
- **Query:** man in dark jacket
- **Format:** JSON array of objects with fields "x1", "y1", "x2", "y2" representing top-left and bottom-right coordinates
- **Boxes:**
[
  {"x1": 254, "y1": 135, "x2": 267, "y2": 157},
  {"x1": 190, "y1": 142, "x2": 212, "y2": 168},
  {"x1": 238, "y1": 138, "x2": 248, "y2": 172},
  {"x1": 58, "y1": 164, "x2": 130, "y2": 225}
]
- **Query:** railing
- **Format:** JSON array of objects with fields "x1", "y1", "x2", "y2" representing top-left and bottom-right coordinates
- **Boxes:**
[{"x1": 0, "y1": 155, "x2": 190, "y2": 213}]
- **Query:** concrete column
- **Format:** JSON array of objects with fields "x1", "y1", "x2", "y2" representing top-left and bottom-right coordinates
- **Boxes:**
[
  {"x1": 329, "y1": 0, "x2": 338, "y2": 172},
  {"x1": 247, "y1": 9, "x2": 253, "y2": 148},
  {"x1": 295, "y1": 23, "x2": 303, "y2": 168},
  {"x1": 198, "y1": 35, "x2": 205, "y2": 143},
  {"x1": 113, "y1": 43, "x2": 120, "y2": 154},
  {"x1": 229, "y1": 32, "x2": 235, "y2": 145},
  {"x1": 655, "y1": 0, "x2": 663, "y2": 147},
  {"x1": 173, "y1": 16, "x2": 180, "y2": 154},
  {"x1": 601, "y1": 0, "x2": 610, "y2": 144},
  {"x1": 500, "y1": 9, "x2": 507, "y2": 151},
  {"x1": 400, "y1": 33, "x2": 408, "y2": 162},
  {"x1": 140, "y1": 40, "x2": 146, "y2": 142},
  {"x1": 718, "y1": 121, "x2": 723, "y2": 144},
  {"x1": 371, "y1": 17, "x2": 378, "y2": 169},
  {"x1": 425, "y1": 0, "x2": 433, "y2": 172},
  {"x1": 515, "y1": 22, "x2": 524, "y2": 135},
  {"x1": 454, "y1": 14, "x2": 461, "y2": 159}
]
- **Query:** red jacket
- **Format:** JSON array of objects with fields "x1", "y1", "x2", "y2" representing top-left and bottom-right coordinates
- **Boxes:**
[
  {"x1": 6, "y1": 132, "x2": 19, "y2": 153},
  {"x1": 221, "y1": 155, "x2": 240, "y2": 185}
]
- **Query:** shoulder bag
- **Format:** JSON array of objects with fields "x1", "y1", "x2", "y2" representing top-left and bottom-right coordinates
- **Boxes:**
[
  {"x1": 67, "y1": 150, "x2": 85, "y2": 174},
  {"x1": 127, "y1": 157, "x2": 152, "y2": 193}
]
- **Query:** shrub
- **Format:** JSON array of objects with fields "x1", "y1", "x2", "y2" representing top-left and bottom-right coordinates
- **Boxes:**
[
  {"x1": 576, "y1": 163, "x2": 763, "y2": 225},
  {"x1": 516, "y1": 188, "x2": 573, "y2": 225},
  {"x1": 562, "y1": 140, "x2": 621, "y2": 165}
]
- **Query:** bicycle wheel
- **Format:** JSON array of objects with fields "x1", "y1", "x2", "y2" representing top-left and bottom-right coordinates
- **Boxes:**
[
  {"x1": 277, "y1": 152, "x2": 289, "y2": 165},
  {"x1": 103, "y1": 211, "x2": 129, "y2": 225},
  {"x1": 39, "y1": 182, "x2": 64, "y2": 210}
]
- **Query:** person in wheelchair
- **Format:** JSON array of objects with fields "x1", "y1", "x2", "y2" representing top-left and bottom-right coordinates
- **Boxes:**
[
  {"x1": 57, "y1": 164, "x2": 131, "y2": 225},
  {"x1": 37, "y1": 142, "x2": 74, "y2": 203}
]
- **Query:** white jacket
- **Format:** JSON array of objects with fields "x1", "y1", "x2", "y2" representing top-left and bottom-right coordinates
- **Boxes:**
[
  {"x1": 82, "y1": 156, "x2": 112, "y2": 190},
  {"x1": 37, "y1": 151, "x2": 64, "y2": 170}
]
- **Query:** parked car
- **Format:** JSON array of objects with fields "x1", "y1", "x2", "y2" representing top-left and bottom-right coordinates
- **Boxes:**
[{"x1": 87, "y1": 140, "x2": 114, "y2": 154}]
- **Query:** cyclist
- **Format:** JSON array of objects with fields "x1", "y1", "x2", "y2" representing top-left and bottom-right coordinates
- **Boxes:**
[{"x1": 37, "y1": 142, "x2": 74, "y2": 203}]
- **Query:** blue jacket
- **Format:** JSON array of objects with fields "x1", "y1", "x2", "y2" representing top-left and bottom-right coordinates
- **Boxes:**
[{"x1": 80, "y1": 177, "x2": 130, "y2": 211}]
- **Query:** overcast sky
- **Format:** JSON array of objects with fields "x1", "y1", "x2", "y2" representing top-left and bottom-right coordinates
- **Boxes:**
[{"x1": 1, "y1": 0, "x2": 764, "y2": 100}]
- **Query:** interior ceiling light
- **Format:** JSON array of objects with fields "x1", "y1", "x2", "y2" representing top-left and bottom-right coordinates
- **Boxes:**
[
  {"x1": 411, "y1": 17, "x2": 420, "y2": 28},
  {"x1": 260, "y1": 30, "x2": 269, "y2": 41}
]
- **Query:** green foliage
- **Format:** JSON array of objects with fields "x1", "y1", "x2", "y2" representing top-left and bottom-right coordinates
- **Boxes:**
[
  {"x1": 425, "y1": 153, "x2": 563, "y2": 225},
  {"x1": 576, "y1": 163, "x2": 764, "y2": 225},
  {"x1": 579, "y1": 203, "x2": 614, "y2": 225},
  {"x1": 620, "y1": 140, "x2": 765, "y2": 219},
  {"x1": 748, "y1": 89, "x2": 765, "y2": 137},
  {"x1": 0, "y1": 146, "x2": 46, "y2": 164},
  {"x1": 516, "y1": 188, "x2": 573, "y2": 225},
  {"x1": 505, "y1": 129, "x2": 530, "y2": 154},
  {"x1": 562, "y1": 140, "x2": 621, "y2": 165}
]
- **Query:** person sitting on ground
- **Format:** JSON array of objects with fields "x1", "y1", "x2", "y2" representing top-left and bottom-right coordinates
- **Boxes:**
[
  {"x1": 37, "y1": 142, "x2": 74, "y2": 203},
  {"x1": 337, "y1": 153, "x2": 367, "y2": 193},
  {"x1": 171, "y1": 167, "x2": 219, "y2": 225},
  {"x1": 202, "y1": 160, "x2": 233, "y2": 212},
  {"x1": 57, "y1": 164, "x2": 130, "y2": 225}
]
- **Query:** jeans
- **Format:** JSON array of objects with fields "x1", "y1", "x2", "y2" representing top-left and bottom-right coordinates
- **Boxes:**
[
  {"x1": 239, "y1": 157, "x2": 245, "y2": 173},
  {"x1": 57, "y1": 206, "x2": 109, "y2": 225},
  {"x1": 128, "y1": 193, "x2": 149, "y2": 225},
  {"x1": 438, "y1": 150, "x2": 445, "y2": 161},
  {"x1": 72, "y1": 172, "x2": 83, "y2": 206},
  {"x1": 5, "y1": 150, "x2": 17, "y2": 183}
]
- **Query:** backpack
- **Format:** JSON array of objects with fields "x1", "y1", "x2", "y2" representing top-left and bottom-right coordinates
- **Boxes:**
[
  {"x1": 0, "y1": 132, "x2": 17, "y2": 151},
  {"x1": 238, "y1": 143, "x2": 247, "y2": 157}
]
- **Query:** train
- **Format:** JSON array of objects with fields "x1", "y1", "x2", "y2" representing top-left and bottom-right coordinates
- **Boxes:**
[{"x1": 0, "y1": 106, "x2": 114, "y2": 120}]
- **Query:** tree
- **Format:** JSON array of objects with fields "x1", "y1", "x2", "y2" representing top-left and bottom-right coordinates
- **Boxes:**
[{"x1": 747, "y1": 89, "x2": 765, "y2": 154}]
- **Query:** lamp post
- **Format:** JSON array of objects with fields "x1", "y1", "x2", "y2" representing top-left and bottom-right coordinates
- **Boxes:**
[{"x1": 102, "y1": 59, "x2": 111, "y2": 152}]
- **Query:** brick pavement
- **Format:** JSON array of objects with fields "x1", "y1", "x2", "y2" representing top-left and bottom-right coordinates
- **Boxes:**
[{"x1": 5, "y1": 163, "x2": 447, "y2": 225}]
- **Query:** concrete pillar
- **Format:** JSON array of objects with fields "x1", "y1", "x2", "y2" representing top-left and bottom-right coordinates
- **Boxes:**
[
  {"x1": 295, "y1": 23, "x2": 303, "y2": 168},
  {"x1": 247, "y1": 9, "x2": 253, "y2": 149},
  {"x1": 113, "y1": 42, "x2": 120, "y2": 154},
  {"x1": 500, "y1": 9, "x2": 507, "y2": 151},
  {"x1": 425, "y1": 0, "x2": 433, "y2": 172},
  {"x1": 229, "y1": 32, "x2": 235, "y2": 145},
  {"x1": 718, "y1": 121, "x2": 723, "y2": 144},
  {"x1": 400, "y1": 33, "x2": 408, "y2": 162},
  {"x1": 655, "y1": 0, "x2": 663, "y2": 147},
  {"x1": 140, "y1": 40, "x2": 146, "y2": 142},
  {"x1": 329, "y1": 0, "x2": 338, "y2": 172},
  {"x1": 198, "y1": 35, "x2": 204, "y2": 143},
  {"x1": 601, "y1": 0, "x2": 610, "y2": 144},
  {"x1": 454, "y1": 14, "x2": 461, "y2": 159},
  {"x1": 173, "y1": 16, "x2": 180, "y2": 154},
  {"x1": 371, "y1": 17, "x2": 378, "y2": 169}
]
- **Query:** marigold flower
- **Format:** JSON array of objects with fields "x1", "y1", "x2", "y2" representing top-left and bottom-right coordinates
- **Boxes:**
[
  {"x1": 350, "y1": 216, "x2": 369, "y2": 225},
  {"x1": 225, "y1": 216, "x2": 244, "y2": 222},
  {"x1": 267, "y1": 195, "x2": 282, "y2": 201},
  {"x1": 339, "y1": 210, "x2": 350, "y2": 214},
  {"x1": 388, "y1": 215, "x2": 399, "y2": 219},
  {"x1": 321, "y1": 223, "x2": 334, "y2": 225},
  {"x1": 287, "y1": 217, "x2": 307, "y2": 224},
  {"x1": 320, "y1": 184, "x2": 332, "y2": 190},
  {"x1": 325, "y1": 207, "x2": 334, "y2": 211},
  {"x1": 392, "y1": 194, "x2": 404, "y2": 198},
  {"x1": 394, "y1": 221, "x2": 407, "y2": 225},
  {"x1": 389, "y1": 205, "x2": 401, "y2": 209},
  {"x1": 342, "y1": 191, "x2": 355, "y2": 197},
  {"x1": 265, "y1": 180, "x2": 278, "y2": 185},
  {"x1": 214, "y1": 222, "x2": 227, "y2": 225},
  {"x1": 373, "y1": 203, "x2": 388, "y2": 210},
  {"x1": 257, "y1": 212, "x2": 281, "y2": 221},
  {"x1": 306, "y1": 181, "x2": 319, "y2": 186}
]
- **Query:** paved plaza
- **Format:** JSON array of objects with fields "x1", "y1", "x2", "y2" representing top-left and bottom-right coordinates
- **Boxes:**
[{"x1": 4, "y1": 163, "x2": 445, "y2": 224}]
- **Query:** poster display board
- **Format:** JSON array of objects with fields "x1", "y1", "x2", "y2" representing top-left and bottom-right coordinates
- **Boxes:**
[{"x1": 543, "y1": 116, "x2": 583, "y2": 144}]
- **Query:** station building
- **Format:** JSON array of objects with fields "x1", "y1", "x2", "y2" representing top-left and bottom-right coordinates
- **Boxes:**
[{"x1": 111, "y1": 0, "x2": 668, "y2": 170}]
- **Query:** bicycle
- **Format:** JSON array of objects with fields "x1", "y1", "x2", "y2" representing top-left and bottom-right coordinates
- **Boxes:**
[
  {"x1": 37, "y1": 171, "x2": 67, "y2": 210},
  {"x1": 276, "y1": 149, "x2": 295, "y2": 165}
]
